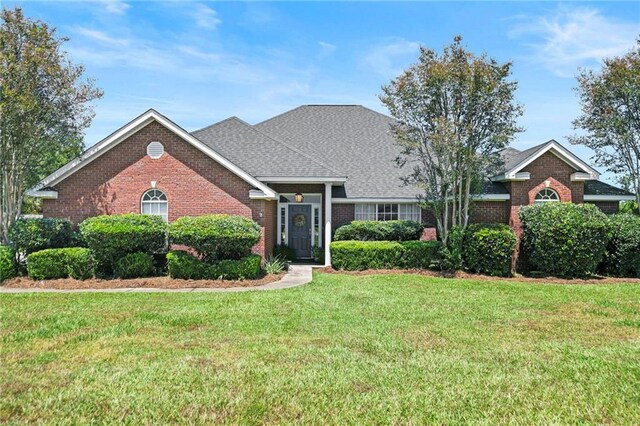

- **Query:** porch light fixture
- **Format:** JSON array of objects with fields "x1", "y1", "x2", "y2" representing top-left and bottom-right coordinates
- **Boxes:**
[{"x1": 294, "y1": 192, "x2": 304, "y2": 203}]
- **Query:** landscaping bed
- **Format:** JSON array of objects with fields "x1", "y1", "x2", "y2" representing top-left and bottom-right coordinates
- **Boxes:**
[
  {"x1": 1, "y1": 273, "x2": 284, "y2": 290},
  {"x1": 320, "y1": 267, "x2": 640, "y2": 285}
]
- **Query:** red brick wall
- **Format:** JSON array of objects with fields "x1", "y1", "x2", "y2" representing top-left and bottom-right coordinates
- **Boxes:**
[
  {"x1": 42, "y1": 121, "x2": 271, "y2": 257},
  {"x1": 421, "y1": 208, "x2": 436, "y2": 227},
  {"x1": 587, "y1": 201, "x2": 620, "y2": 214},
  {"x1": 332, "y1": 204, "x2": 354, "y2": 229},
  {"x1": 469, "y1": 201, "x2": 509, "y2": 224},
  {"x1": 262, "y1": 200, "x2": 277, "y2": 256}
]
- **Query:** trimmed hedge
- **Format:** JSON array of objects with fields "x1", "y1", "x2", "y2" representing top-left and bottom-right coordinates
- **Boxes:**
[
  {"x1": 169, "y1": 215, "x2": 261, "y2": 261},
  {"x1": 330, "y1": 240, "x2": 441, "y2": 271},
  {"x1": 8, "y1": 218, "x2": 73, "y2": 255},
  {"x1": 27, "y1": 248, "x2": 95, "y2": 280},
  {"x1": 167, "y1": 251, "x2": 262, "y2": 280},
  {"x1": 80, "y1": 214, "x2": 167, "y2": 271},
  {"x1": 166, "y1": 250, "x2": 207, "y2": 280},
  {"x1": 463, "y1": 224, "x2": 516, "y2": 277},
  {"x1": 520, "y1": 203, "x2": 608, "y2": 278},
  {"x1": 214, "y1": 255, "x2": 262, "y2": 280},
  {"x1": 603, "y1": 214, "x2": 640, "y2": 277},
  {"x1": 114, "y1": 252, "x2": 156, "y2": 279},
  {"x1": 333, "y1": 220, "x2": 423, "y2": 242},
  {"x1": 0, "y1": 246, "x2": 17, "y2": 283}
]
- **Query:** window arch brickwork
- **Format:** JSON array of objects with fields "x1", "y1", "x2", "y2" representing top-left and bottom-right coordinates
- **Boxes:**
[{"x1": 527, "y1": 177, "x2": 572, "y2": 205}]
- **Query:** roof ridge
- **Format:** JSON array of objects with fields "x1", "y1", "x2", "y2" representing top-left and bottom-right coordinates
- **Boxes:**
[
  {"x1": 352, "y1": 104, "x2": 395, "y2": 120},
  {"x1": 303, "y1": 104, "x2": 361, "y2": 106},
  {"x1": 191, "y1": 116, "x2": 243, "y2": 134},
  {"x1": 255, "y1": 105, "x2": 306, "y2": 127}
]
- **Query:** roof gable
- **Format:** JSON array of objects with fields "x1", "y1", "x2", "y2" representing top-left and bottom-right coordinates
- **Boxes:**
[
  {"x1": 29, "y1": 109, "x2": 277, "y2": 199},
  {"x1": 494, "y1": 140, "x2": 599, "y2": 181}
]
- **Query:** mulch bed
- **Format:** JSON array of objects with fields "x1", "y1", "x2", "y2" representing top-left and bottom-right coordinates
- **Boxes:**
[
  {"x1": 2, "y1": 273, "x2": 285, "y2": 290},
  {"x1": 319, "y1": 267, "x2": 640, "y2": 285}
]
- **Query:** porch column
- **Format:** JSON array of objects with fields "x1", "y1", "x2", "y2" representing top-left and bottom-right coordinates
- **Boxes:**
[{"x1": 324, "y1": 183, "x2": 332, "y2": 266}]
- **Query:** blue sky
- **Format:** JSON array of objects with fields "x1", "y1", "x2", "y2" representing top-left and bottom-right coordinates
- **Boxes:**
[{"x1": 6, "y1": 1, "x2": 640, "y2": 180}]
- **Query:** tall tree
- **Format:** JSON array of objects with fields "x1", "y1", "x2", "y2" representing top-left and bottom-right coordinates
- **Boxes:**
[
  {"x1": 570, "y1": 39, "x2": 640, "y2": 213},
  {"x1": 380, "y1": 36, "x2": 522, "y2": 243},
  {"x1": 0, "y1": 7, "x2": 102, "y2": 243}
]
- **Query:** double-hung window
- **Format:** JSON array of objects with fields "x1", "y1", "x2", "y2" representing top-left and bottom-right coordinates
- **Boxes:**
[{"x1": 355, "y1": 203, "x2": 421, "y2": 222}]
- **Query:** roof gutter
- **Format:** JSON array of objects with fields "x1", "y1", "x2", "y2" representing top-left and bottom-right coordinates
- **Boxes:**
[
  {"x1": 584, "y1": 195, "x2": 636, "y2": 201},
  {"x1": 26, "y1": 189, "x2": 58, "y2": 199},
  {"x1": 258, "y1": 176, "x2": 347, "y2": 184}
]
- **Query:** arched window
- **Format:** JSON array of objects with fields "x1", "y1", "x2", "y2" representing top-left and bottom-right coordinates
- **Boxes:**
[
  {"x1": 141, "y1": 189, "x2": 168, "y2": 221},
  {"x1": 534, "y1": 188, "x2": 560, "y2": 204}
]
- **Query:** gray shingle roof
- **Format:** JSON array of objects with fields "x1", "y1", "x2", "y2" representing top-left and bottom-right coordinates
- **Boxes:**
[
  {"x1": 191, "y1": 117, "x2": 342, "y2": 178},
  {"x1": 584, "y1": 180, "x2": 635, "y2": 197},
  {"x1": 192, "y1": 105, "x2": 631, "y2": 200},
  {"x1": 482, "y1": 181, "x2": 509, "y2": 195},
  {"x1": 498, "y1": 141, "x2": 553, "y2": 173},
  {"x1": 255, "y1": 105, "x2": 422, "y2": 198}
]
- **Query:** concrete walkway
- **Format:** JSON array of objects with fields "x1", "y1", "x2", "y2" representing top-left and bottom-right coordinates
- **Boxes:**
[{"x1": 0, "y1": 264, "x2": 315, "y2": 294}]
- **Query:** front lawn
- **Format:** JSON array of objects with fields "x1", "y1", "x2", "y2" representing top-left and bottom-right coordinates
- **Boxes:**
[{"x1": 1, "y1": 273, "x2": 639, "y2": 424}]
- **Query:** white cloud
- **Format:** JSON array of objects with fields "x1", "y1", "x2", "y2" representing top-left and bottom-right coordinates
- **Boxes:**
[
  {"x1": 361, "y1": 37, "x2": 420, "y2": 76},
  {"x1": 509, "y1": 6, "x2": 638, "y2": 77},
  {"x1": 73, "y1": 27, "x2": 129, "y2": 47},
  {"x1": 177, "y1": 46, "x2": 273, "y2": 84},
  {"x1": 67, "y1": 26, "x2": 289, "y2": 85},
  {"x1": 318, "y1": 41, "x2": 337, "y2": 58},
  {"x1": 98, "y1": 0, "x2": 130, "y2": 15},
  {"x1": 190, "y1": 3, "x2": 222, "y2": 30}
]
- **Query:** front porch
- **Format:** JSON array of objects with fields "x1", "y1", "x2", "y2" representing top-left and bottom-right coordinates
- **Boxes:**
[{"x1": 267, "y1": 182, "x2": 335, "y2": 266}]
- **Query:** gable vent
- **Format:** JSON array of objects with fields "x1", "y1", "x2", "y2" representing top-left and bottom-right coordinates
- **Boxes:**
[{"x1": 147, "y1": 141, "x2": 164, "y2": 159}]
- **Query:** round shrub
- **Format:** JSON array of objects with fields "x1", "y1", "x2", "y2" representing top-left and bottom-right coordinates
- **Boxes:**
[
  {"x1": 603, "y1": 214, "x2": 640, "y2": 277},
  {"x1": 80, "y1": 214, "x2": 167, "y2": 271},
  {"x1": 114, "y1": 252, "x2": 156, "y2": 279},
  {"x1": 463, "y1": 224, "x2": 517, "y2": 277},
  {"x1": 27, "y1": 248, "x2": 95, "y2": 280},
  {"x1": 169, "y1": 214, "x2": 261, "y2": 261},
  {"x1": 8, "y1": 218, "x2": 73, "y2": 255},
  {"x1": 333, "y1": 220, "x2": 423, "y2": 242},
  {"x1": 0, "y1": 245, "x2": 17, "y2": 283},
  {"x1": 519, "y1": 203, "x2": 609, "y2": 278}
]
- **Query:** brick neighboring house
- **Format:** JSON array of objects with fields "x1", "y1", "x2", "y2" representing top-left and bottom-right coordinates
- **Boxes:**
[{"x1": 28, "y1": 105, "x2": 635, "y2": 264}]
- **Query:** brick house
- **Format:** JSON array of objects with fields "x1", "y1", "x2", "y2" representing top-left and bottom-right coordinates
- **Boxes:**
[{"x1": 28, "y1": 105, "x2": 634, "y2": 264}]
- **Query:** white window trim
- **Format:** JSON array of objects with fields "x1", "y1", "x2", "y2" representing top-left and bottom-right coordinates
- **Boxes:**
[
  {"x1": 354, "y1": 203, "x2": 422, "y2": 222},
  {"x1": 276, "y1": 193, "x2": 323, "y2": 249},
  {"x1": 141, "y1": 189, "x2": 168, "y2": 221},
  {"x1": 534, "y1": 188, "x2": 560, "y2": 203}
]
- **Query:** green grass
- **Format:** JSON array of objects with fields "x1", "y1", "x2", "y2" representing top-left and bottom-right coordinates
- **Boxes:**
[{"x1": 1, "y1": 272, "x2": 639, "y2": 424}]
